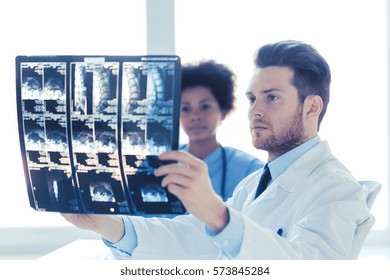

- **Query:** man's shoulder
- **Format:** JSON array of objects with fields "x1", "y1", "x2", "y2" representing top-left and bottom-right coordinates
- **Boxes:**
[{"x1": 287, "y1": 140, "x2": 358, "y2": 190}]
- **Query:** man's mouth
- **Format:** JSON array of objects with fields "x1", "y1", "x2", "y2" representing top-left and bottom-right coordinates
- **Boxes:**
[
  {"x1": 251, "y1": 122, "x2": 268, "y2": 131},
  {"x1": 251, "y1": 126, "x2": 267, "y2": 132}
]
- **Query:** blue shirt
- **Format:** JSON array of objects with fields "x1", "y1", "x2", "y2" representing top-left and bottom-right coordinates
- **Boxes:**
[{"x1": 180, "y1": 144, "x2": 264, "y2": 200}]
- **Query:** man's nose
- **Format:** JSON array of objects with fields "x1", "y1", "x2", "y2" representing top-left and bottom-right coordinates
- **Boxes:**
[{"x1": 249, "y1": 100, "x2": 265, "y2": 118}]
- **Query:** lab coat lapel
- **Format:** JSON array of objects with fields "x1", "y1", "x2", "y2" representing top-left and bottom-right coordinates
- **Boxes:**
[
  {"x1": 275, "y1": 140, "x2": 332, "y2": 193},
  {"x1": 247, "y1": 141, "x2": 332, "y2": 205}
]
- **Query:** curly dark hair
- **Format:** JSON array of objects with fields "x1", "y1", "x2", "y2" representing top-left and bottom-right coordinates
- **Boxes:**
[{"x1": 181, "y1": 60, "x2": 236, "y2": 112}]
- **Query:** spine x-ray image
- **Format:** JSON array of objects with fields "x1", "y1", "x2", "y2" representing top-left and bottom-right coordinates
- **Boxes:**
[{"x1": 16, "y1": 55, "x2": 184, "y2": 216}]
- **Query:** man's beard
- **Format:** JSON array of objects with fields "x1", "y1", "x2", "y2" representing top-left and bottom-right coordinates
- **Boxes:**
[{"x1": 253, "y1": 108, "x2": 305, "y2": 160}]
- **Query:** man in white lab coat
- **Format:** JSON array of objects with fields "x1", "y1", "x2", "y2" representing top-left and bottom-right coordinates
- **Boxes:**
[{"x1": 63, "y1": 40, "x2": 370, "y2": 259}]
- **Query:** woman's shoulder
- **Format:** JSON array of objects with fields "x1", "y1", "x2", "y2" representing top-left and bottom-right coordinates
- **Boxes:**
[
  {"x1": 223, "y1": 146, "x2": 263, "y2": 165},
  {"x1": 223, "y1": 146, "x2": 255, "y2": 157}
]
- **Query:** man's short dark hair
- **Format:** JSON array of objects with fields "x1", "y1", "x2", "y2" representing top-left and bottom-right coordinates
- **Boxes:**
[{"x1": 254, "y1": 40, "x2": 331, "y2": 128}]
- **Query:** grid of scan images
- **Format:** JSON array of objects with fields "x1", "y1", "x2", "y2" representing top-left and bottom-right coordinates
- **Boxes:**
[{"x1": 16, "y1": 55, "x2": 186, "y2": 215}]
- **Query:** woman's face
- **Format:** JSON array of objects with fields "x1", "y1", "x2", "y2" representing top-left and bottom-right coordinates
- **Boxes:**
[{"x1": 180, "y1": 86, "x2": 226, "y2": 143}]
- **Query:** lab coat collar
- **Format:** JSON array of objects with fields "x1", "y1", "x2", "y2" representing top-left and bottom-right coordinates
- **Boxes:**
[
  {"x1": 255, "y1": 141, "x2": 332, "y2": 200},
  {"x1": 268, "y1": 136, "x2": 321, "y2": 182}
]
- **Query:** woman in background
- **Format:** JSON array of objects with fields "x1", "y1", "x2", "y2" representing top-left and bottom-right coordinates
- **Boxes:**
[{"x1": 180, "y1": 60, "x2": 264, "y2": 201}]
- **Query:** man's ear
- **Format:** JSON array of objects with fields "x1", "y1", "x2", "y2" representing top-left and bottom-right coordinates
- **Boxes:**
[{"x1": 304, "y1": 95, "x2": 323, "y2": 120}]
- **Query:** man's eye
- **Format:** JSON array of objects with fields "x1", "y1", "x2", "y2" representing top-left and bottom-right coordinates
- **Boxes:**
[
  {"x1": 267, "y1": 95, "x2": 279, "y2": 102},
  {"x1": 247, "y1": 96, "x2": 256, "y2": 104}
]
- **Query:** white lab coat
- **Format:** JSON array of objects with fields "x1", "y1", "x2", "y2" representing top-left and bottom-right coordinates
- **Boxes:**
[{"x1": 112, "y1": 141, "x2": 370, "y2": 259}]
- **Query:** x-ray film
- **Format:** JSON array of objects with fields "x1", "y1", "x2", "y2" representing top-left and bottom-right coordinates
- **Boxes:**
[{"x1": 16, "y1": 55, "x2": 185, "y2": 215}]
